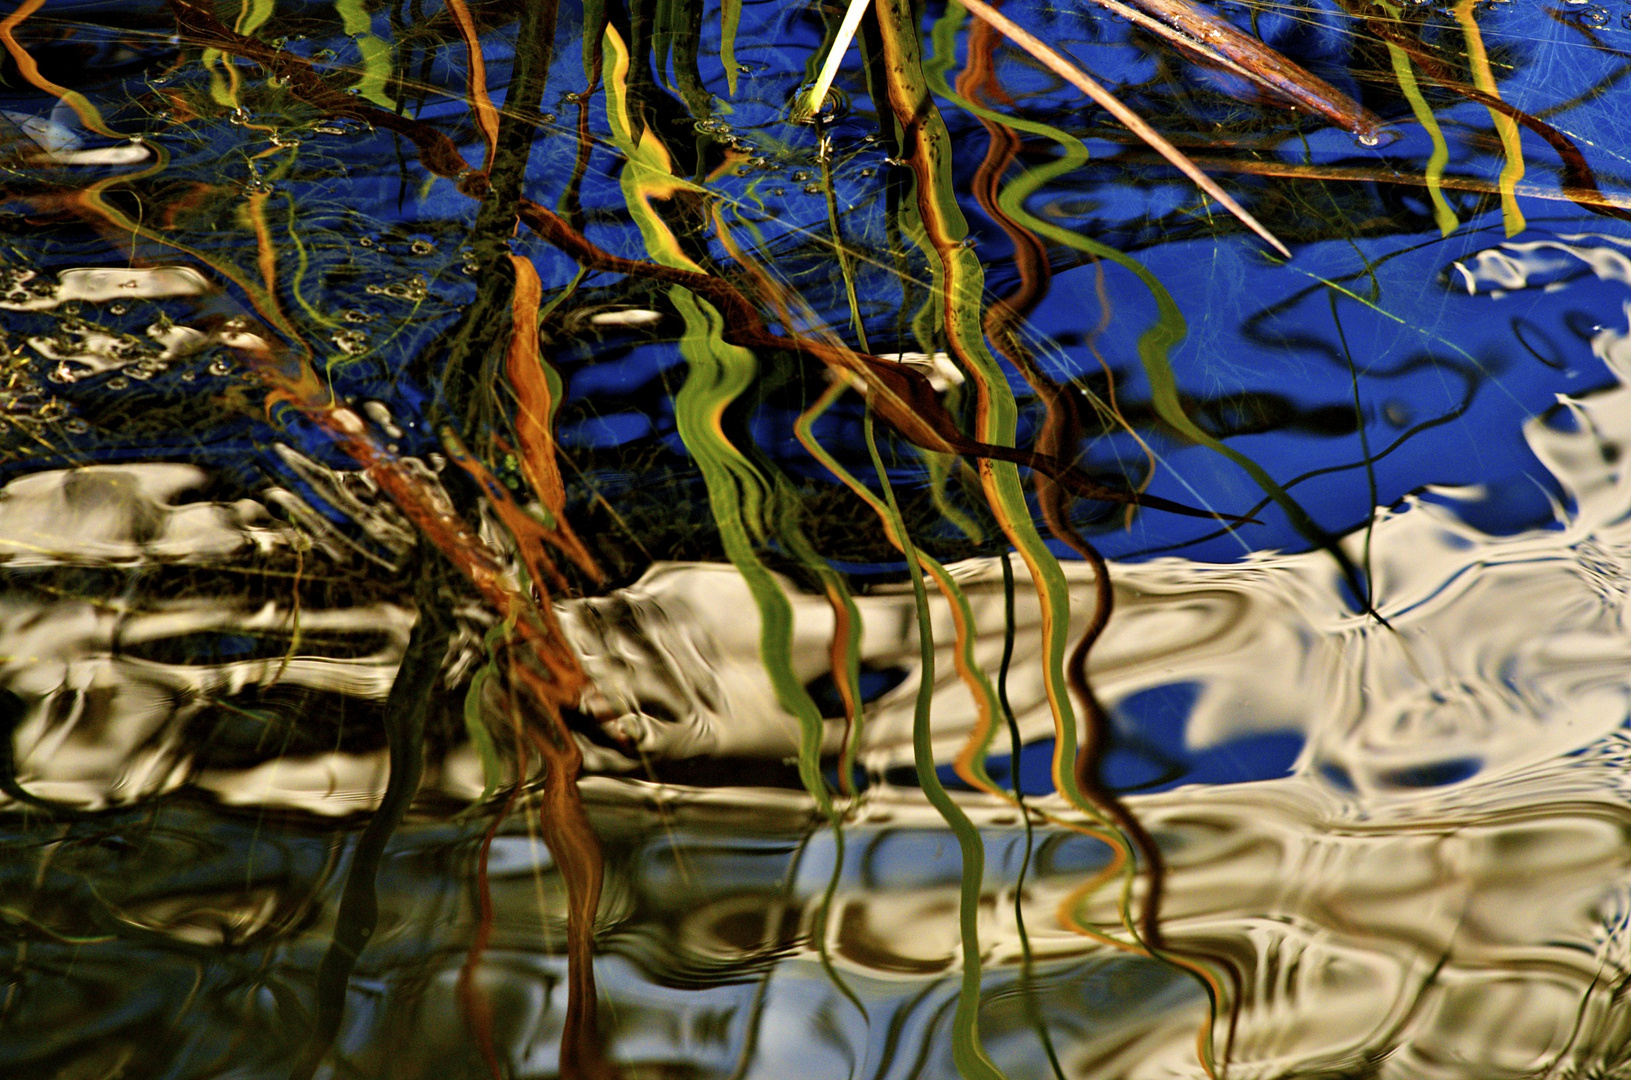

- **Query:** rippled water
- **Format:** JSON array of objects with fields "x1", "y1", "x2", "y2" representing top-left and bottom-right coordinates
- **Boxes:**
[{"x1": 7, "y1": 0, "x2": 1631, "y2": 1077}]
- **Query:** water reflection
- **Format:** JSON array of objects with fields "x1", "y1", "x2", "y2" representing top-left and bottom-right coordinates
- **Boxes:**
[
  {"x1": 7, "y1": 0, "x2": 1631, "y2": 1074},
  {"x1": 11, "y1": 783, "x2": 1631, "y2": 1077},
  {"x1": 4, "y1": 289, "x2": 1631, "y2": 1074}
]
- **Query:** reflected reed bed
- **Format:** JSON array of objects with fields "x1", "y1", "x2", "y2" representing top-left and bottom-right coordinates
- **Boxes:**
[{"x1": 2, "y1": 0, "x2": 1631, "y2": 1076}]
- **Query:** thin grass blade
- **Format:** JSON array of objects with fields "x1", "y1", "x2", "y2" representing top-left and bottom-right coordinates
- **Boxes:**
[{"x1": 801, "y1": 0, "x2": 871, "y2": 118}]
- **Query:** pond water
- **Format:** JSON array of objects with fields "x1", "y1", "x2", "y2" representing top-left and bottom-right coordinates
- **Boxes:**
[{"x1": 3, "y1": 0, "x2": 1631, "y2": 1077}]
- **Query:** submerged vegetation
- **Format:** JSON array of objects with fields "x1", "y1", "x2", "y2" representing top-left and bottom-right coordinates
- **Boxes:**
[{"x1": 2, "y1": 0, "x2": 1631, "y2": 1075}]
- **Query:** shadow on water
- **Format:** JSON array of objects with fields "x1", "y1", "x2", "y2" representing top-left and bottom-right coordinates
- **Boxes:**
[{"x1": 4, "y1": 0, "x2": 1631, "y2": 1077}]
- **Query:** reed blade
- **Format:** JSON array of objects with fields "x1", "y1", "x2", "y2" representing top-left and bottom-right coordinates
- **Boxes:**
[{"x1": 801, "y1": 0, "x2": 871, "y2": 118}]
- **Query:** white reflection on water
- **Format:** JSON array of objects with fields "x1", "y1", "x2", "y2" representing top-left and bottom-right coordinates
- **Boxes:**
[{"x1": 10, "y1": 238, "x2": 1631, "y2": 1075}]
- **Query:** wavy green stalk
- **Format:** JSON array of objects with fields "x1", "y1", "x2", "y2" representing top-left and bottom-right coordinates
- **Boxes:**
[
  {"x1": 201, "y1": 0, "x2": 275, "y2": 110},
  {"x1": 758, "y1": 474, "x2": 871, "y2": 1018},
  {"x1": 720, "y1": 0, "x2": 741, "y2": 96},
  {"x1": 863, "y1": 406, "x2": 1007, "y2": 1080},
  {"x1": 924, "y1": 9, "x2": 1370, "y2": 617},
  {"x1": 604, "y1": 29, "x2": 832, "y2": 810},
  {"x1": 462, "y1": 664, "x2": 502, "y2": 804},
  {"x1": 280, "y1": 190, "x2": 340, "y2": 329},
  {"x1": 605, "y1": 37, "x2": 877, "y2": 1021},
  {"x1": 921, "y1": 12, "x2": 1238, "y2": 1071},
  {"x1": 460, "y1": 619, "x2": 524, "y2": 809},
  {"x1": 604, "y1": 23, "x2": 844, "y2": 819},
  {"x1": 903, "y1": 0, "x2": 1094, "y2": 830},
  {"x1": 668, "y1": 289, "x2": 832, "y2": 812},
  {"x1": 653, "y1": 0, "x2": 711, "y2": 122},
  {"x1": 880, "y1": 19, "x2": 1151, "y2": 1066},
  {"x1": 669, "y1": 287, "x2": 871, "y2": 1020},
  {"x1": 1379, "y1": 15, "x2": 1458, "y2": 236},
  {"x1": 335, "y1": 0, "x2": 394, "y2": 108},
  {"x1": 1453, "y1": 0, "x2": 1526, "y2": 236}
]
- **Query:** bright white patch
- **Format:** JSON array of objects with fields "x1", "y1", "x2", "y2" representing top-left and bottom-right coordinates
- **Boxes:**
[
  {"x1": 589, "y1": 308, "x2": 664, "y2": 327},
  {"x1": 876, "y1": 350, "x2": 966, "y2": 391}
]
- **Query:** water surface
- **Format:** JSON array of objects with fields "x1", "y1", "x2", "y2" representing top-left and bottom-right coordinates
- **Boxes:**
[{"x1": 3, "y1": 0, "x2": 1631, "y2": 1077}]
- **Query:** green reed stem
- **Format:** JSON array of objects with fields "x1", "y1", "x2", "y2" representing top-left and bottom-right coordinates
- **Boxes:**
[{"x1": 863, "y1": 403, "x2": 1008, "y2": 1080}]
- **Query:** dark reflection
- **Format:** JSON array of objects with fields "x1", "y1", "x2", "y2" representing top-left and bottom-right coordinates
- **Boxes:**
[{"x1": 0, "y1": 790, "x2": 1211, "y2": 1079}]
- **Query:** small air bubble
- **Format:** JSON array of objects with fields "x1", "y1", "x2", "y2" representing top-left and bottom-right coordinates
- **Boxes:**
[{"x1": 331, "y1": 329, "x2": 368, "y2": 356}]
